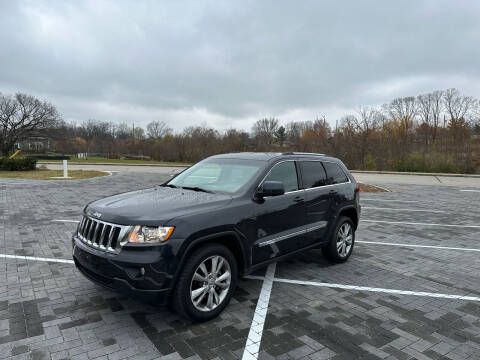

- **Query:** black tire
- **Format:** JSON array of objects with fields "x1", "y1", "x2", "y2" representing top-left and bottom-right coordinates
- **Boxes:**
[
  {"x1": 322, "y1": 216, "x2": 355, "y2": 263},
  {"x1": 172, "y1": 243, "x2": 238, "y2": 322}
]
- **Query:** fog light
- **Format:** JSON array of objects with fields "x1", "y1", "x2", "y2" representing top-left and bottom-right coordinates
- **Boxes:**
[{"x1": 140, "y1": 267, "x2": 145, "y2": 276}]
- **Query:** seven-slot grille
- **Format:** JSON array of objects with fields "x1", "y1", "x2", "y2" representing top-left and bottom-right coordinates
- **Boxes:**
[{"x1": 77, "y1": 216, "x2": 127, "y2": 253}]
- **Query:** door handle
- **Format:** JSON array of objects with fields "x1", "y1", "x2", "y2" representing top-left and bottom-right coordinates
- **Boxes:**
[
  {"x1": 293, "y1": 196, "x2": 304, "y2": 203},
  {"x1": 329, "y1": 190, "x2": 338, "y2": 194}
]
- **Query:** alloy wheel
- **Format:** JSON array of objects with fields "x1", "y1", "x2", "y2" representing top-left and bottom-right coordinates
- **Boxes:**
[
  {"x1": 336, "y1": 222, "x2": 353, "y2": 257},
  {"x1": 190, "y1": 255, "x2": 231, "y2": 312}
]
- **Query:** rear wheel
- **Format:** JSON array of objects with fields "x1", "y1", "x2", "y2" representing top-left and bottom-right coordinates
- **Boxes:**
[
  {"x1": 322, "y1": 216, "x2": 355, "y2": 262},
  {"x1": 172, "y1": 244, "x2": 237, "y2": 322}
]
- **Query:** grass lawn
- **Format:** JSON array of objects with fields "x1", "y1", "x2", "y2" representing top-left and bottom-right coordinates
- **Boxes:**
[
  {"x1": 39, "y1": 156, "x2": 191, "y2": 166},
  {"x1": 0, "y1": 169, "x2": 109, "y2": 180}
]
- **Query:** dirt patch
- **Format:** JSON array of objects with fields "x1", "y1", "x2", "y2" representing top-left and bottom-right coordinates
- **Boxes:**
[{"x1": 359, "y1": 183, "x2": 389, "y2": 192}]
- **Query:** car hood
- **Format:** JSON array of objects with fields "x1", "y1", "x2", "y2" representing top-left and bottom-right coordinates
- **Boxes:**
[{"x1": 85, "y1": 186, "x2": 232, "y2": 226}]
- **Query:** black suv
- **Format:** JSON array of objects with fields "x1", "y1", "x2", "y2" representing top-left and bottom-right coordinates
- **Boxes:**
[{"x1": 72, "y1": 152, "x2": 360, "y2": 321}]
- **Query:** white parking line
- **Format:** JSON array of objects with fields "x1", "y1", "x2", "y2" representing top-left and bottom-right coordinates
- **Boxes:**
[
  {"x1": 4, "y1": 251, "x2": 478, "y2": 301},
  {"x1": 361, "y1": 219, "x2": 480, "y2": 228},
  {"x1": 460, "y1": 189, "x2": 480, "y2": 193},
  {"x1": 361, "y1": 199, "x2": 419, "y2": 203},
  {"x1": 362, "y1": 207, "x2": 446, "y2": 213},
  {"x1": 5, "y1": 247, "x2": 480, "y2": 359},
  {"x1": 0, "y1": 253, "x2": 74, "y2": 264},
  {"x1": 245, "y1": 276, "x2": 480, "y2": 302},
  {"x1": 357, "y1": 241, "x2": 480, "y2": 252},
  {"x1": 52, "y1": 219, "x2": 80, "y2": 223},
  {"x1": 242, "y1": 263, "x2": 276, "y2": 360}
]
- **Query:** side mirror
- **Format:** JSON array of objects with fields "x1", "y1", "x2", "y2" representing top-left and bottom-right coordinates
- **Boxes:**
[{"x1": 259, "y1": 181, "x2": 285, "y2": 197}]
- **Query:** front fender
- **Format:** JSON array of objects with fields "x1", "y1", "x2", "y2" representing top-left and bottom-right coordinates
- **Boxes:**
[{"x1": 170, "y1": 229, "x2": 249, "y2": 293}]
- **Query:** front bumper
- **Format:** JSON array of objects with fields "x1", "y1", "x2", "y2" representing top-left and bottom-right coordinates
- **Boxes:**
[{"x1": 72, "y1": 235, "x2": 176, "y2": 305}]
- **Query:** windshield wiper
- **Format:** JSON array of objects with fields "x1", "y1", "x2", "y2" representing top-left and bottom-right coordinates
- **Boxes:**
[
  {"x1": 180, "y1": 186, "x2": 214, "y2": 194},
  {"x1": 162, "y1": 184, "x2": 180, "y2": 189}
]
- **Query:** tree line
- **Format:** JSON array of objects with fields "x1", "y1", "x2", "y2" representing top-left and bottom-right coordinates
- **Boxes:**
[{"x1": 2, "y1": 88, "x2": 480, "y2": 173}]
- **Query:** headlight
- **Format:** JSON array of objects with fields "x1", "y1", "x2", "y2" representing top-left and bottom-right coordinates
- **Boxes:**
[{"x1": 125, "y1": 226, "x2": 174, "y2": 244}]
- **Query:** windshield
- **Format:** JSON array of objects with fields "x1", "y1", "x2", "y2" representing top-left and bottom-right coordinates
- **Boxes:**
[{"x1": 166, "y1": 158, "x2": 264, "y2": 194}]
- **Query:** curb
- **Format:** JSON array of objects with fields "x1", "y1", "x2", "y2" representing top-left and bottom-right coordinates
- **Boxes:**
[{"x1": 350, "y1": 170, "x2": 480, "y2": 178}]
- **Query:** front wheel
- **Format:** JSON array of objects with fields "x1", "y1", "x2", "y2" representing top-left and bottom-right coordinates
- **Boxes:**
[
  {"x1": 322, "y1": 216, "x2": 355, "y2": 263},
  {"x1": 172, "y1": 244, "x2": 237, "y2": 322}
]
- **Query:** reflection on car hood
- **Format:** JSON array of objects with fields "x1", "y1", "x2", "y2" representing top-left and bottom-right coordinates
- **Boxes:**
[{"x1": 85, "y1": 186, "x2": 232, "y2": 226}]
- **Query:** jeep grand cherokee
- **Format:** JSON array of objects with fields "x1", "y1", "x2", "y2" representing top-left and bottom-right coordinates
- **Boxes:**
[{"x1": 72, "y1": 152, "x2": 360, "y2": 321}]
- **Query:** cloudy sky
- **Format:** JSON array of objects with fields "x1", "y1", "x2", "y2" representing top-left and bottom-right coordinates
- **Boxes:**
[{"x1": 1, "y1": 1, "x2": 480, "y2": 131}]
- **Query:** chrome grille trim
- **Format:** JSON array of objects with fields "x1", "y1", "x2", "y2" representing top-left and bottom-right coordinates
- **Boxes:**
[
  {"x1": 99, "y1": 224, "x2": 108, "y2": 250},
  {"x1": 76, "y1": 216, "x2": 131, "y2": 253}
]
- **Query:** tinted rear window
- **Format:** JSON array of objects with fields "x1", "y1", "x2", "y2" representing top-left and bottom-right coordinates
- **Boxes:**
[
  {"x1": 323, "y1": 162, "x2": 349, "y2": 184},
  {"x1": 299, "y1": 161, "x2": 327, "y2": 189}
]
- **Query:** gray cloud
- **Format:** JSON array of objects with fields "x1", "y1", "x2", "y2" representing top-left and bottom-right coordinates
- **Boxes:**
[{"x1": 1, "y1": 0, "x2": 480, "y2": 131}]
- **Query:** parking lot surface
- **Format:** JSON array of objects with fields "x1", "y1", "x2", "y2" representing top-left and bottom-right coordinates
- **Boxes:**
[{"x1": 1, "y1": 172, "x2": 479, "y2": 359}]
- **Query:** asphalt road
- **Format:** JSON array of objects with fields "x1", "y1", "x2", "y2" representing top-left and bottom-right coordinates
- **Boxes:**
[
  {"x1": 41, "y1": 162, "x2": 480, "y2": 188},
  {"x1": 41, "y1": 162, "x2": 182, "y2": 175},
  {"x1": 1, "y1": 171, "x2": 480, "y2": 359}
]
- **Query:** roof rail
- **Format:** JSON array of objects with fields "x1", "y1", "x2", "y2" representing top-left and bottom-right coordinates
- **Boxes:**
[{"x1": 281, "y1": 152, "x2": 326, "y2": 156}]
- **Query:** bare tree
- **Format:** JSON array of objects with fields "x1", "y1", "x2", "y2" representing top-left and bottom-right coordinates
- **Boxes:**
[
  {"x1": 333, "y1": 115, "x2": 358, "y2": 164},
  {"x1": 183, "y1": 125, "x2": 219, "y2": 161},
  {"x1": 356, "y1": 107, "x2": 379, "y2": 133},
  {"x1": 442, "y1": 89, "x2": 478, "y2": 163},
  {"x1": 252, "y1": 118, "x2": 279, "y2": 146},
  {"x1": 222, "y1": 128, "x2": 250, "y2": 153},
  {"x1": 417, "y1": 93, "x2": 433, "y2": 126},
  {"x1": 285, "y1": 121, "x2": 305, "y2": 146},
  {"x1": 78, "y1": 119, "x2": 116, "y2": 154},
  {"x1": 355, "y1": 106, "x2": 379, "y2": 161},
  {"x1": 0, "y1": 92, "x2": 61, "y2": 156},
  {"x1": 417, "y1": 93, "x2": 434, "y2": 151},
  {"x1": 116, "y1": 123, "x2": 132, "y2": 140},
  {"x1": 385, "y1": 96, "x2": 418, "y2": 154},
  {"x1": 443, "y1": 88, "x2": 478, "y2": 123},
  {"x1": 133, "y1": 126, "x2": 145, "y2": 140},
  {"x1": 386, "y1": 96, "x2": 418, "y2": 124},
  {"x1": 147, "y1": 120, "x2": 173, "y2": 139},
  {"x1": 430, "y1": 90, "x2": 444, "y2": 142}
]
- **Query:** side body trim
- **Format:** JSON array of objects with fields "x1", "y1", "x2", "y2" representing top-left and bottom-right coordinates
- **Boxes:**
[{"x1": 257, "y1": 221, "x2": 327, "y2": 247}]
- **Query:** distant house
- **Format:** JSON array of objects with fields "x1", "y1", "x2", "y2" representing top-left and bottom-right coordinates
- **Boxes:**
[{"x1": 14, "y1": 136, "x2": 51, "y2": 151}]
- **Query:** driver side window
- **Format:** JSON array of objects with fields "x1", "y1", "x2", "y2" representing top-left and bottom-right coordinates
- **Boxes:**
[{"x1": 263, "y1": 161, "x2": 299, "y2": 193}]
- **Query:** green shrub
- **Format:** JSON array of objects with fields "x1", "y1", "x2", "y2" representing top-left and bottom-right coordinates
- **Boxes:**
[
  {"x1": 363, "y1": 153, "x2": 377, "y2": 170},
  {"x1": 0, "y1": 157, "x2": 37, "y2": 171},
  {"x1": 26, "y1": 154, "x2": 70, "y2": 160},
  {"x1": 394, "y1": 153, "x2": 460, "y2": 173}
]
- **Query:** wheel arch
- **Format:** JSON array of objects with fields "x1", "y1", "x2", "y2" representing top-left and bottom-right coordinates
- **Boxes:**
[
  {"x1": 337, "y1": 205, "x2": 359, "y2": 229},
  {"x1": 172, "y1": 231, "x2": 247, "y2": 290}
]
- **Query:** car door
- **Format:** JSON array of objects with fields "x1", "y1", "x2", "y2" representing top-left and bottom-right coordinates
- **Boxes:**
[
  {"x1": 250, "y1": 160, "x2": 307, "y2": 264},
  {"x1": 298, "y1": 160, "x2": 333, "y2": 247},
  {"x1": 323, "y1": 160, "x2": 351, "y2": 211}
]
